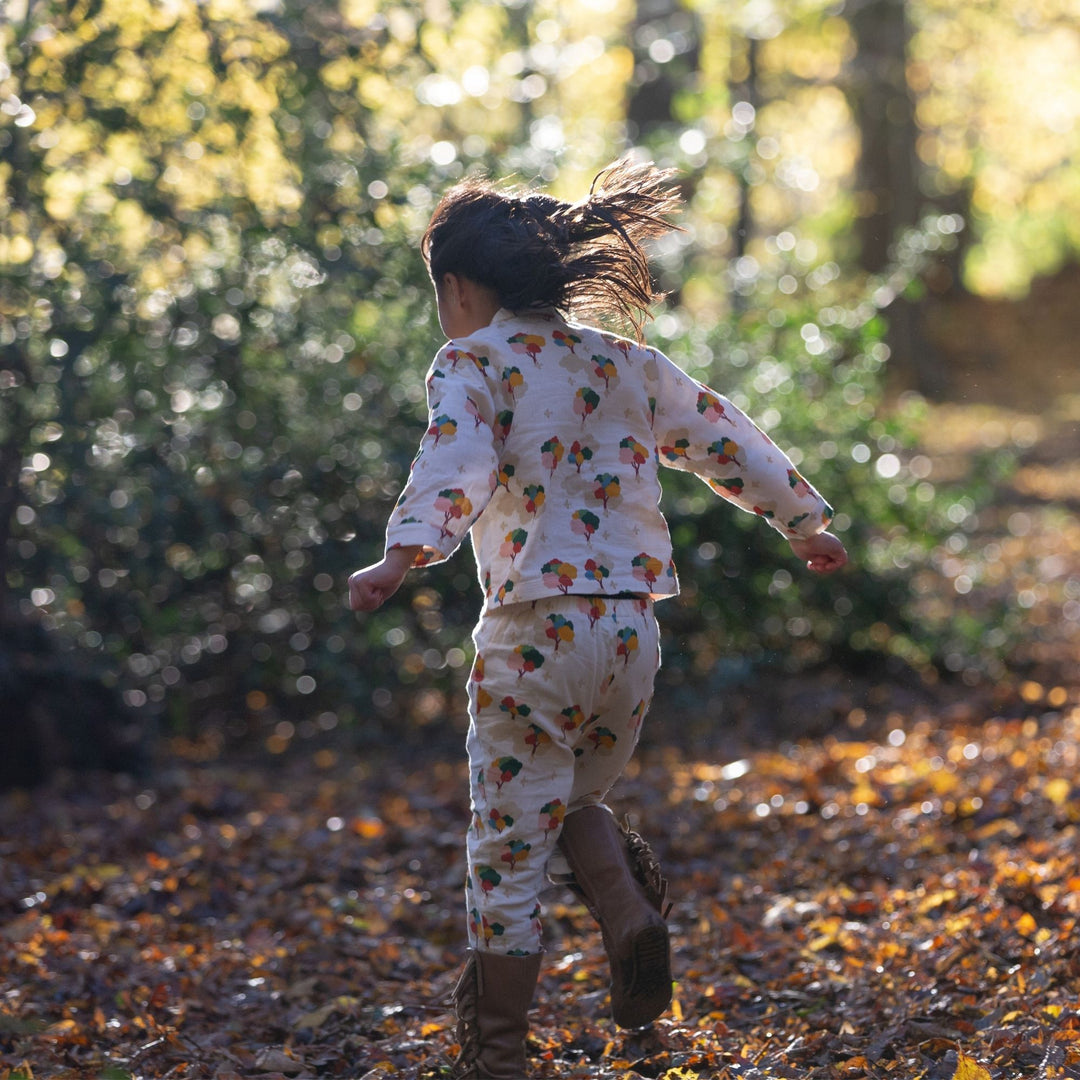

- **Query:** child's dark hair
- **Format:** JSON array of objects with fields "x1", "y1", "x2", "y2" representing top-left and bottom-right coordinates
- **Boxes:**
[{"x1": 421, "y1": 158, "x2": 683, "y2": 341}]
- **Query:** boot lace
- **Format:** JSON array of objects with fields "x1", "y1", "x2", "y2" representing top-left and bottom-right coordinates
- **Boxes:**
[
  {"x1": 449, "y1": 954, "x2": 481, "y2": 1079},
  {"x1": 622, "y1": 818, "x2": 672, "y2": 919}
]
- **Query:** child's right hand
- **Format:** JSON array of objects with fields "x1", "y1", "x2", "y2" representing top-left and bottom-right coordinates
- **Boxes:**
[
  {"x1": 788, "y1": 531, "x2": 848, "y2": 574},
  {"x1": 348, "y1": 546, "x2": 421, "y2": 611}
]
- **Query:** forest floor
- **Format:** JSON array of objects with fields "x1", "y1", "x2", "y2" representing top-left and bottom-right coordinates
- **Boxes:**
[{"x1": 2, "y1": 379, "x2": 1079, "y2": 1078}]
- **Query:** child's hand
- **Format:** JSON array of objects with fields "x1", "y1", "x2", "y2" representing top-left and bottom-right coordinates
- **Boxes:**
[
  {"x1": 789, "y1": 531, "x2": 848, "y2": 574},
  {"x1": 348, "y1": 546, "x2": 421, "y2": 611}
]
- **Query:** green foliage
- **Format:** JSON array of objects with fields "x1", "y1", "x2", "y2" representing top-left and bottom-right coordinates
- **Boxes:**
[
  {"x1": 648, "y1": 213, "x2": 1006, "y2": 695},
  {"x1": 0, "y1": 1, "x2": 1019, "y2": 746}
]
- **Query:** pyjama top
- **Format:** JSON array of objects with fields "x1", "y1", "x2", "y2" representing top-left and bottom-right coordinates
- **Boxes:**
[{"x1": 383, "y1": 308, "x2": 834, "y2": 612}]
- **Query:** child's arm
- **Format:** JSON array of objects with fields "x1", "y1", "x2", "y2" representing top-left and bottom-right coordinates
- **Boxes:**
[
  {"x1": 651, "y1": 352, "x2": 834, "y2": 541},
  {"x1": 789, "y1": 531, "x2": 847, "y2": 574},
  {"x1": 348, "y1": 545, "x2": 422, "y2": 612}
]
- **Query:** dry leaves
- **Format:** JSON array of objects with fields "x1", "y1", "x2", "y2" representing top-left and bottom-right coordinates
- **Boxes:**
[{"x1": 2, "y1": 677, "x2": 1079, "y2": 1079}]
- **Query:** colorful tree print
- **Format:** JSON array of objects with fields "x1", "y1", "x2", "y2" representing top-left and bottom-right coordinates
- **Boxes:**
[
  {"x1": 488, "y1": 807, "x2": 515, "y2": 832},
  {"x1": 464, "y1": 395, "x2": 484, "y2": 428},
  {"x1": 540, "y1": 436, "x2": 564, "y2": 474},
  {"x1": 544, "y1": 613, "x2": 575, "y2": 652},
  {"x1": 788, "y1": 468, "x2": 812, "y2": 496},
  {"x1": 711, "y1": 476, "x2": 746, "y2": 497},
  {"x1": 471, "y1": 353, "x2": 492, "y2": 378},
  {"x1": 472, "y1": 654, "x2": 492, "y2": 710},
  {"x1": 558, "y1": 705, "x2": 585, "y2": 739},
  {"x1": 434, "y1": 488, "x2": 472, "y2": 537},
  {"x1": 591, "y1": 354, "x2": 618, "y2": 388},
  {"x1": 539, "y1": 799, "x2": 565, "y2": 838},
  {"x1": 632, "y1": 552, "x2": 663, "y2": 588},
  {"x1": 498, "y1": 696, "x2": 531, "y2": 722},
  {"x1": 501, "y1": 838, "x2": 531, "y2": 871},
  {"x1": 482, "y1": 914, "x2": 506, "y2": 945},
  {"x1": 708, "y1": 437, "x2": 743, "y2": 467},
  {"x1": 660, "y1": 438, "x2": 690, "y2": 462},
  {"x1": 568, "y1": 439, "x2": 594, "y2": 472},
  {"x1": 496, "y1": 462, "x2": 515, "y2": 491},
  {"x1": 552, "y1": 329, "x2": 581, "y2": 353},
  {"x1": 522, "y1": 484, "x2": 545, "y2": 515},
  {"x1": 512, "y1": 644, "x2": 545, "y2": 678},
  {"x1": 495, "y1": 579, "x2": 515, "y2": 606},
  {"x1": 501, "y1": 365, "x2": 524, "y2": 399},
  {"x1": 508, "y1": 332, "x2": 545, "y2": 362},
  {"x1": 541, "y1": 559, "x2": 577, "y2": 593},
  {"x1": 489, "y1": 755, "x2": 524, "y2": 790},
  {"x1": 476, "y1": 865, "x2": 502, "y2": 894},
  {"x1": 588, "y1": 725, "x2": 617, "y2": 751},
  {"x1": 619, "y1": 435, "x2": 650, "y2": 476},
  {"x1": 524, "y1": 724, "x2": 551, "y2": 758},
  {"x1": 493, "y1": 409, "x2": 514, "y2": 444},
  {"x1": 578, "y1": 595, "x2": 607, "y2": 627},
  {"x1": 592, "y1": 473, "x2": 621, "y2": 509},
  {"x1": 601, "y1": 335, "x2": 632, "y2": 360},
  {"x1": 574, "y1": 387, "x2": 601, "y2": 424},
  {"x1": 583, "y1": 560, "x2": 610, "y2": 592},
  {"x1": 697, "y1": 390, "x2": 736, "y2": 424},
  {"x1": 427, "y1": 413, "x2": 457, "y2": 445},
  {"x1": 616, "y1": 627, "x2": 639, "y2": 665},
  {"x1": 571, "y1": 508, "x2": 600, "y2": 543},
  {"x1": 445, "y1": 348, "x2": 473, "y2": 370},
  {"x1": 499, "y1": 528, "x2": 528, "y2": 562}
]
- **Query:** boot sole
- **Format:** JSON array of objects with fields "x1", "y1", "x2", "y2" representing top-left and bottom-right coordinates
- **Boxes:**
[{"x1": 611, "y1": 920, "x2": 672, "y2": 1029}]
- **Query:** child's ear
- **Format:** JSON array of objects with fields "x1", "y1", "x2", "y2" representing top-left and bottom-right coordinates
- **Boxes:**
[{"x1": 441, "y1": 272, "x2": 465, "y2": 309}]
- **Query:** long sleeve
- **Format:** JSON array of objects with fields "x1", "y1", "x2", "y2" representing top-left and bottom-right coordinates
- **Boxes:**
[
  {"x1": 650, "y1": 351, "x2": 833, "y2": 539},
  {"x1": 383, "y1": 345, "x2": 501, "y2": 567}
]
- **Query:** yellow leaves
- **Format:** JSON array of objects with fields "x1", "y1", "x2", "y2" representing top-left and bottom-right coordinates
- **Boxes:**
[
  {"x1": 0, "y1": 233, "x2": 34, "y2": 265},
  {"x1": 1014, "y1": 911, "x2": 1038, "y2": 937},
  {"x1": 321, "y1": 57, "x2": 357, "y2": 93},
  {"x1": 1044, "y1": 776, "x2": 1071, "y2": 806},
  {"x1": 917, "y1": 888, "x2": 957, "y2": 915},
  {"x1": 952, "y1": 1052, "x2": 993, "y2": 1080},
  {"x1": 341, "y1": 0, "x2": 379, "y2": 29}
]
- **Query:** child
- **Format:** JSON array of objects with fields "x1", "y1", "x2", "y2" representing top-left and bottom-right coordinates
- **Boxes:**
[{"x1": 348, "y1": 159, "x2": 847, "y2": 1078}]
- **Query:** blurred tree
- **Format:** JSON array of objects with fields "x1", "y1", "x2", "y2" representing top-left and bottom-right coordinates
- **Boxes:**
[
  {"x1": 0, "y1": 0, "x2": 1058, "y2": 775},
  {"x1": 846, "y1": 0, "x2": 946, "y2": 397}
]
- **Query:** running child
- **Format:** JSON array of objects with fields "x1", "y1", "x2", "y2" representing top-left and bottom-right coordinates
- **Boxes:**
[{"x1": 348, "y1": 158, "x2": 848, "y2": 1078}]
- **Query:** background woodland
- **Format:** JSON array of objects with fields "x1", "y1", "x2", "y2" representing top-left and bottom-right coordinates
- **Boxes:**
[{"x1": 2, "y1": 3, "x2": 1080, "y2": 1075}]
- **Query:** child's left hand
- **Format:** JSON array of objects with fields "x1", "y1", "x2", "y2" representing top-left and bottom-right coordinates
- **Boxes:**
[{"x1": 788, "y1": 531, "x2": 848, "y2": 574}]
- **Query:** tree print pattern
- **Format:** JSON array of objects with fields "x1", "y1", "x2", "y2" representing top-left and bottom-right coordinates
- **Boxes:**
[
  {"x1": 464, "y1": 594, "x2": 660, "y2": 954},
  {"x1": 571, "y1": 508, "x2": 600, "y2": 543},
  {"x1": 385, "y1": 309, "x2": 833, "y2": 614},
  {"x1": 568, "y1": 440, "x2": 594, "y2": 473}
]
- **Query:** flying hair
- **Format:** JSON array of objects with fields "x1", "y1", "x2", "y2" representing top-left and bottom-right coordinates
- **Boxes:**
[{"x1": 421, "y1": 158, "x2": 683, "y2": 341}]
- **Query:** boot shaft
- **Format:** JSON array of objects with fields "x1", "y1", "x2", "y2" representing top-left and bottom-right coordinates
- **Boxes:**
[
  {"x1": 452, "y1": 949, "x2": 542, "y2": 1079},
  {"x1": 557, "y1": 805, "x2": 672, "y2": 1029}
]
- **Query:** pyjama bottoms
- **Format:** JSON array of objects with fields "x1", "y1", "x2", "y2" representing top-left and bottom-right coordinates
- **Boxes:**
[{"x1": 464, "y1": 593, "x2": 660, "y2": 955}]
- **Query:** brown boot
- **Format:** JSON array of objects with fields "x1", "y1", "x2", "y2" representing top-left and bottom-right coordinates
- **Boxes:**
[
  {"x1": 557, "y1": 805, "x2": 672, "y2": 1029},
  {"x1": 451, "y1": 949, "x2": 542, "y2": 1078}
]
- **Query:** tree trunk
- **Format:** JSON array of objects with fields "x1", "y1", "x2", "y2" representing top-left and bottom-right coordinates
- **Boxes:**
[{"x1": 848, "y1": 0, "x2": 947, "y2": 397}]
